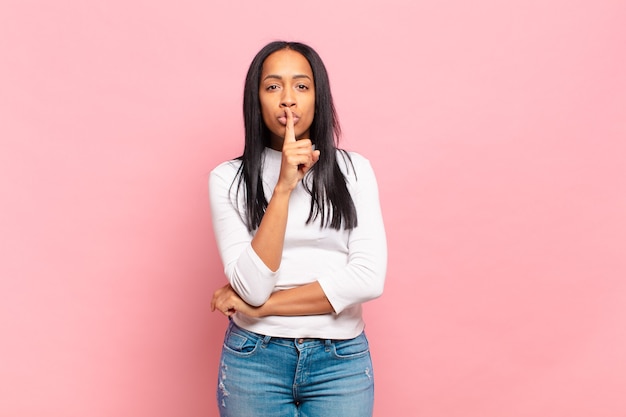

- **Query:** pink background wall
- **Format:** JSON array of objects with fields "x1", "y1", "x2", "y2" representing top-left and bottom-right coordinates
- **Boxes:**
[{"x1": 1, "y1": 0, "x2": 625, "y2": 416}]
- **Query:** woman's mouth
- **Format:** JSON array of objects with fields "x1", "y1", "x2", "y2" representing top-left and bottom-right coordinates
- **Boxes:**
[{"x1": 278, "y1": 115, "x2": 300, "y2": 125}]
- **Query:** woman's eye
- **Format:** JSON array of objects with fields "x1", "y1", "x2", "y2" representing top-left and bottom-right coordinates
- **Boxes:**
[
  {"x1": 266, "y1": 85, "x2": 280, "y2": 91},
  {"x1": 296, "y1": 84, "x2": 308, "y2": 90}
]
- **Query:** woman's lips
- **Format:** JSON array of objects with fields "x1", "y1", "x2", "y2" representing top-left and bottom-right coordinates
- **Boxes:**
[{"x1": 277, "y1": 115, "x2": 300, "y2": 125}]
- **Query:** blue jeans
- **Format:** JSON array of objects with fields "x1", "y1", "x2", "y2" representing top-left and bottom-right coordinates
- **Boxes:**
[{"x1": 216, "y1": 320, "x2": 374, "y2": 417}]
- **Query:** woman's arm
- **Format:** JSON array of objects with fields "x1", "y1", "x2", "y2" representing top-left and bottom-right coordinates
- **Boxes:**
[
  {"x1": 211, "y1": 281, "x2": 333, "y2": 318},
  {"x1": 250, "y1": 113, "x2": 320, "y2": 270},
  {"x1": 210, "y1": 109, "x2": 319, "y2": 306}
]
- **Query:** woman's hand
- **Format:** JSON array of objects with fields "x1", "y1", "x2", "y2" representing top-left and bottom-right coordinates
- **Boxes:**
[
  {"x1": 276, "y1": 108, "x2": 320, "y2": 193},
  {"x1": 211, "y1": 283, "x2": 261, "y2": 318}
]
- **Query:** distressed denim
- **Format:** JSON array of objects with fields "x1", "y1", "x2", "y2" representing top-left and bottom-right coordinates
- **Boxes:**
[{"x1": 217, "y1": 320, "x2": 374, "y2": 417}]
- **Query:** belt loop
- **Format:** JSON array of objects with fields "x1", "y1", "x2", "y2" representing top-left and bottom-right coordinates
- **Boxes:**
[
  {"x1": 261, "y1": 334, "x2": 271, "y2": 348},
  {"x1": 325, "y1": 339, "x2": 332, "y2": 352}
]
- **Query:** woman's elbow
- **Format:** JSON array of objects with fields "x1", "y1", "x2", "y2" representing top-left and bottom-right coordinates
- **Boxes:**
[
  {"x1": 360, "y1": 272, "x2": 385, "y2": 302},
  {"x1": 241, "y1": 291, "x2": 271, "y2": 307},
  {"x1": 229, "y1": 280, "x2": 271, "y2": 307},
  {"x1": 226, "y1": 264, "x2": 275, "y2": 307},
  {"x1": 367, "y1": 280, "x2": 385, "y2": 301}
]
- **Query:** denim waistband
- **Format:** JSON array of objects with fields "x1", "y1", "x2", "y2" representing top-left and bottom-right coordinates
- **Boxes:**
[{"x1": 228, "y1": 319, "x2": 336, "y2": 347}]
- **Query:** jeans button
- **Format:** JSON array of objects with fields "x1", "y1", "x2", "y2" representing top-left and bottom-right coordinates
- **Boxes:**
[{"x1": 298, "y1": 338, "x2": 304, "y2": 344}]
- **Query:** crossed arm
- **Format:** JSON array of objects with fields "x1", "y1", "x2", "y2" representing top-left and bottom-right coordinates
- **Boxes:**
[{"x1": 211, "y1": 281, "x2": 333, "y2": 318}]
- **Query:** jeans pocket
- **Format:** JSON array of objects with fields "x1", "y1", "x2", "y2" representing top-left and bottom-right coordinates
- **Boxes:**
[
  {"x1": 223, "y1": 324, "x2": 261, "y2": 357},
  {"x1": 331, "y1": 333, "x2": 370, "y2": 359}
]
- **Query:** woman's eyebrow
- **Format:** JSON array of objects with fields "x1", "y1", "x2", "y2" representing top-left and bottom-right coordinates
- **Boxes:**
[{"x1": 262, "y1": 74, "x2": 312, "y2": 81}]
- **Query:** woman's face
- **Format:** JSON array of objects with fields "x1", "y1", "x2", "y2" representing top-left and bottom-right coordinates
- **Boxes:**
[{"x1": 259, "y1": 49, "x2": 315, "y2": 150}]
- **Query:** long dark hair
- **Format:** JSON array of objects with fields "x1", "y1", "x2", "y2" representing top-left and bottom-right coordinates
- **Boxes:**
[{"x1": 234, "y1": 41, "x2": 357, "y2": 232}]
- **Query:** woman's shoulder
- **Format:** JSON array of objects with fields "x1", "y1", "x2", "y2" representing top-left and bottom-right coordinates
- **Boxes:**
[
  {"x1": 210, "y1": 158, "x2": 243, "y2": 188},
  {"x1": 211, "y1": 158, "x2": 242, "y2": 176}
]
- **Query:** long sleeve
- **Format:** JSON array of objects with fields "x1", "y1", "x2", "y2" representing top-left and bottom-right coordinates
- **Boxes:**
[
  {"x1": 209, "y1": 160, "x2": 279, "y2": 306},
  {"x1": 317, "y1": 154, "x2": 388, "y2": 314}
]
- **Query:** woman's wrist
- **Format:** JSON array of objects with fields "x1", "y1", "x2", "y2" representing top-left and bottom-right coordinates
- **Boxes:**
[{"x1": 273, "y1": 181, "x2": 294, "y2": 196}]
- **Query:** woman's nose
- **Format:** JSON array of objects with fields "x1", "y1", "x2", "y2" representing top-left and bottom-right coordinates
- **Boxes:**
[{"x1": 280, "y1": 89, "x2": 296, "y2": 107}]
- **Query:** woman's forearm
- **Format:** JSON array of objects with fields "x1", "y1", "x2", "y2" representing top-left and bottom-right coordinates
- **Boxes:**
[
  {"x1": 212, "y1": 281, "x2": 334, "y2": 319},
  {"x1": 251, "y1": 108, "x2": 320, "y2": 272},
  {"x1": 250, "y1": 186, "x2": 291, "y2": 271},
  {"x1": 257, "y1": 281, "x2": 334, "y2": 317}
]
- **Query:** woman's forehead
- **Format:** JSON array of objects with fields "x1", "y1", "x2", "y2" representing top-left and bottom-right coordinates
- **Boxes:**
[{"x1": 261, "y1": 49, "x2": 313, "y2": 77}]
